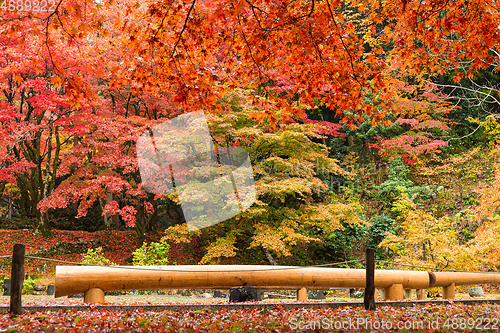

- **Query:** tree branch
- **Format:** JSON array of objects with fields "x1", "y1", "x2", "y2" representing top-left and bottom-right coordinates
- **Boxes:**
[{"x1": 171, "y1": 0, "x2": 196, "y2": 59}]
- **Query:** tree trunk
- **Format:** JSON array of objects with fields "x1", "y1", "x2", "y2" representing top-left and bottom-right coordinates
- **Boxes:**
[
  {"x1": 5, "y1": 194, "x2": 12, "y2": 219},
  {"x1": 37, "y1": 114, "x2": 54, "y2": 234}
]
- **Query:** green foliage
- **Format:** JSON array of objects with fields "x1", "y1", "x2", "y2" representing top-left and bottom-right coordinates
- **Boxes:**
[
  {"x1": 322, "y1": 220, "x2": 368, "y2": 262},
  {"x1": 367, "y1": 214, "x2": 395, "y2": 258},
  {"x1": 368, "y1": 214, "x2": 395, "y2": 246},
  {"x1": 376, "y1": 157, "x2": 435, "y2": 203},
  {"x1": 22, "y1": 277, "x2": 39, "y2": 295},
  {"x1": 132, "y1": 241, "x2": 170, "y2": 266},
  {"x1": 81, "y1": 247, "x2": 114, "y2": 266}
]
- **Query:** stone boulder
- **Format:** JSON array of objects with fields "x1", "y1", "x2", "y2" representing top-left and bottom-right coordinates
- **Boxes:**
[
  {"x1": 468, "y1": 286, "x2": 485, "y2": 298},
  {"x1": 308, "y1": 290, "x2": 326, "y2": 300},
  {"x1": 229, "y1": 286, "x2": 261, "y2": 302}
]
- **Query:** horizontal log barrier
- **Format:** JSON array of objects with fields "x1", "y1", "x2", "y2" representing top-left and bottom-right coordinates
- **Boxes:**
[
  {"x1": 55, "y1": 265, "x2": 500, "y2": 303},
  {"x1": 56, "y1": 265, "x2": 430, "y2": 303},
  {"x1": 430, "y1": 271, "x2": 500, "y2": 287}
]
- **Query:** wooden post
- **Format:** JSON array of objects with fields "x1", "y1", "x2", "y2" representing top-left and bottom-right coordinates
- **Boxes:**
[
  {"x1": 385, "y1": 284, "x2": 403, "y2": 300},
  {"x1": 364, "y1": 248, "x2": 375, "y2": 310},
  {"x1": 10, "y1": 243, "x2": 25, "y2": 315},
  {"x1": 296, "y1": 287, "x2": 307, "y2": 301},
  {"x1": 416, "y1": 289, "x2": 425, "y2": 300},
  {"x1": 84, "y1": 288, "x2": 105, "y2": 303},
  {"x1": 443, "y1": 283, "x2": 455, "y2": 299}
]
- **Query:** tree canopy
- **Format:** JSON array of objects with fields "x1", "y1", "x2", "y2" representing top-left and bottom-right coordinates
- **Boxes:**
[{"x1": 0, "y1": 0, "x2": 499, "y2": 265}]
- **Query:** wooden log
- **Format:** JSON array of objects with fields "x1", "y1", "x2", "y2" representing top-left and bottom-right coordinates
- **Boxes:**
[
  {"x1": 364, "y1": 248, "x2": 376, "y2": 310},
  {"x1": 385, "y1": 284, "x2": 403, "y2": 300},
  {"x1": 10, "y1": 244, "x2": 25, "y2": 315},
  {"x1": 55, "y1": 265, "x2": 431, "y2": 298},
  {"x1": 443, "y1": 283, "x2": 455, "y2": 299},
  {"x1": 432, "y1": 272, "x2": 500, "y2": 287},
  {"x1": 297, "y1": 287, "x2": 307, "y2": 301}
]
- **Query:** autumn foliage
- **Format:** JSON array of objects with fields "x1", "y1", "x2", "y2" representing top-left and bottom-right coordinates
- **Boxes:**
[{"x1": 0, "y1": 0, "x2": 499, "y2": 270}]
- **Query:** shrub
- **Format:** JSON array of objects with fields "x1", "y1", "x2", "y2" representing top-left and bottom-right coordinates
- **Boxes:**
[
  {"x1": 22, "y1": 277, "x2": 39, "y2": 295},
  {"x1": 368, "y1": 214, "x2": 395, "y2": 258},
  {"x1": 377, "y1": 157, "x2": 435, "y2": 203},
  {"x1": 323, "y1": 220, "x2": 368, "y2": 263},
  {"x1": 132, "y1": 241, "x2": 170, "y2": 266},
  {"x1": 81, "y1": 247, "x2": 114, "y2": 266}
]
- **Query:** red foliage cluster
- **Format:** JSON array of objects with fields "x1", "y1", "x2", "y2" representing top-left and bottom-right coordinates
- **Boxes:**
[
  {"x1": 301, "y1": 116, "x2": 344, "y2": 138},
  {"x1": 368, "y1": 117, "x2": 449, "y2": 164}
]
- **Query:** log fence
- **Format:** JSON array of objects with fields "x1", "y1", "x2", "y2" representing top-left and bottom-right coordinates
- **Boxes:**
[{"x1": 3, "y1": 244, "x2": 500, "y2": 307}]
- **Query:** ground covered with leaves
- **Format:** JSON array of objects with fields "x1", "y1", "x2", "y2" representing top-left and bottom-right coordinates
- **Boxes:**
[{"x1": 0, "y1": 303, "x2": 499, "y2": 332}]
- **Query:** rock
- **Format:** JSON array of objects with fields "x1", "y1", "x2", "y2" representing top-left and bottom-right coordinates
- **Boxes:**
[
  {"x1": 68, "y1": 293, "x2": 84, "y2": 298},
  {"x1": 308, "y1": 290, "x2": 326, "y2": 300},
  {"x1": 128, "y1": 290, "x2": 139, "y2": 296},
  {"x1": 33, "y1": 291, "x2": 42, "y2": 295},
  {"x1": 34, "y1": 284, "x2": 45, "y2": 291},
  {"x1": 469, "y1": 286, "x2": 485, "y2": 298},
  {"x1": 2, "y1": 279, "x2": 11, "y2": 296},
  {"x1": 377, "y1": 289, "x2": 385, "y2": 300},
  {"x1": 213, "y1": 290, "x2": 224, "y2": 298},
  {"x1": 202, "y1": 292, "x2": 213, "y2": 298},
  {"x1": 349, "y1": 289, "x2": 364, "y2": 298},
  {"x1": 37, "y1": 263, "x2": 48, "y2": 274},
  {"x1": 229, "y1": 286, "x2": 261, "y2": 302},
  {"x1": 47, "y1": 285, "x2": 55, "y2": 295}
]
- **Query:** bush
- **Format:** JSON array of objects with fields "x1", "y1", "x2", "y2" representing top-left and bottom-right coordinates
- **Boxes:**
[
  {"x1": 368, "y1": 214, "x2": 395, "y2": 258},
  {"x1": 22, "y1": 277, "x2": 40, "y2": 294},
  {"x1": 81, "y1": 247, "x2": 114, "y2": 266},
  {"x1": 377, "y1": 157, "x2": 435, "y2": 203},
  {"x1": 322, "y1": 221, "x2": 368, "y2": 263},
  {"x1": 132, "y1": 241, "x2": 171, "y2": 266}
]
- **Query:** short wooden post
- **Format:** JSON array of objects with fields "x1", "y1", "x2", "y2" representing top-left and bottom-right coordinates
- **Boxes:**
[
  {"x1": 296, "y1": 287, "x2": 307, "y2": 301},
  {"x1": 364, "y1": 248, "x2": 376, "y2": 310},
  {"x1": 416, "y1": 289, "x2": 425, "y2": 300},
  {"x1": 442, "y1": 283, "x2": 455, "y2": 299},
  {"x1": 84, "y1": 288, "x2": 105, "y2": 303},
  {"x1": 10, "y1": 243, "x2": 25, "y2": 315},
  {"x1": 385, "y1": 283, "x2": 403, "y2": 300}
]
